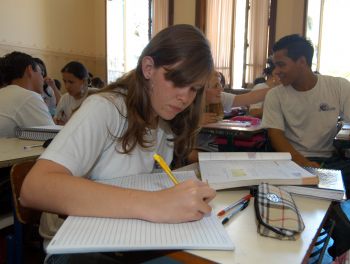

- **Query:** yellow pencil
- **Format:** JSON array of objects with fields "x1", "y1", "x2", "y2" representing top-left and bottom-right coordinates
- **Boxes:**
[{"x1": 153, "y1": 153, "x2": 179, "y2": 185}]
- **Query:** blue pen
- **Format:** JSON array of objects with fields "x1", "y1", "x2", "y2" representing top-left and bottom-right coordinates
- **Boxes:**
[
  {"x1": 217, "y1": 194, "x2": 252, "y2": 216},
  {"x1": 221, "y1": 200, "x2": 250, "y2": 225}
]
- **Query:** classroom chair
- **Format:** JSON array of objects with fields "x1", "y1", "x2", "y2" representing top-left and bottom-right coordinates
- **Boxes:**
[
  {"x1": 308, "y1": 219, "x2": 335, "y2": 264},
  {"x1": 327, "y1": 200, "x2": 350, "y2": 259},
  {"x1": 6, "y1": 160, "x2": 43, "y2": 264}
]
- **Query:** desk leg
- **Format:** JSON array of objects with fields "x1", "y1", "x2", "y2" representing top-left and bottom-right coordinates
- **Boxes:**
[{"x1": 14, "y1": 216, "x2": 23, "y2": 264}]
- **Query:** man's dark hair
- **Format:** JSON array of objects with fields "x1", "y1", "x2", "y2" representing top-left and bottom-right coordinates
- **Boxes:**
[
  {"x1": 61, "y1": 61, "x2": 89, "y2": 80},
  {"x1": 91, "y1": 77, "x2": 105, "y2": 88},
  {"x1": 34, "y1": 57, "x2": 47, "y2": 78},
  {"x1": 0, "y1": 51, "x2": 38, "y2": 86},
  {"x1": 263, "y1": 57, "x2": 276, "y2": 76},
  {"x1": 54, "y1": 79, "x2": 61, "y2": 90},
  {"x1": 273, "y1": 34, "x2": 314, "y2": 67}
]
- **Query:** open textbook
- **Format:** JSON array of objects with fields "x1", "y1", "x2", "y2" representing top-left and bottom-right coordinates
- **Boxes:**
[
  {"x1": 199, "y1": 152, "x2": 318, "y2": 190},
  {"x1": 46, "y1": 171, "x2": 234, "y2": 254}
]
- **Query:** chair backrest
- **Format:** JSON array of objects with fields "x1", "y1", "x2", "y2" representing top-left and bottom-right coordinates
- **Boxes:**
[{"x1": 10, "y1": 160, "x2": 42, "y2": 225}]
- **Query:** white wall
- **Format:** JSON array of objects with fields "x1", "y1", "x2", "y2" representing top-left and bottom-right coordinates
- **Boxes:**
[
  {"x1": 0, "y1": 0, "x2": 106, "y2": 87},
  {"x1": 174, "y1": 0, "x2": 196, "y2": 25},
  {"x1": 275, "y1": 0, "x2": 305, "y2": 41}
]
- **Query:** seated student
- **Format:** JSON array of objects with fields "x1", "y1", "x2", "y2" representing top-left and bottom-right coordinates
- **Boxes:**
[
  {"x1": 53, "y1": 79, "x2": 62, "y2": 91},
  {"x1": 187, "y1": 70, "x2": 275, "y2": 162},
  {"x1": 249, "y1": 58, "x2": 280, "y2": 118},
  {"x1": 262, "y1": 34, "x2": 350, "y2": 197},
  {"x1": 0, "y1": 51, "x2": 54, "y2": 138},
  {"x1": 54, "y1": 61, "x2": 97, "y2": 125},
  {"x1": 34, "y1": 58, "x2": 62, "y2": 116},
  {"x1": 91, "y1": 76, "x2": 105, "y2": 89},
  {"x1": 20, "y1": 25, "x2": 216, "y2": 244}
]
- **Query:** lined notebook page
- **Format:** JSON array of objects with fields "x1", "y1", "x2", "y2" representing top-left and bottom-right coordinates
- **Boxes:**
[{"x1": 46, "y1": 171, "x2": 234, "y2": 254}]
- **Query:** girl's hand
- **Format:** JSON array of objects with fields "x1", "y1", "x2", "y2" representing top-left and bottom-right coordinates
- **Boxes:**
[
  {"x1": 45, "y1": 77, "x2": 56, "y2": 88},
  {"x1": 144, "y1": 179, "x2": 216, "y2": 223}
]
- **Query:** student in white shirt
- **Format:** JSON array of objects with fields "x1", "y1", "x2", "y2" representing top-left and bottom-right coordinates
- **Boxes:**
[
  {"x1": 54, "y1": 61, "x2": 96, "y2": 125},
  {"x1": 0, "y1": 51, "x2": 54, "y2": 138},
  {"x1": 34, "y1": 57, "x2": 62, "y2": 117},
  {"x1": 187, "y1": 71, "x2": 274, "y2": 161},
  {"x1": 20, "y1": 25, "x2": 216, "y2": 231},
  {"x1": 262, "y1": 34, "x2": 350, "y2": 197}
]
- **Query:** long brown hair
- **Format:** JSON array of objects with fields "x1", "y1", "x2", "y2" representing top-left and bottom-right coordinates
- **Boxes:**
[
  {"x1": 100, "y1": 24, "x2": 213, "y2": 159},
  {"x1": 206, "y1": 71, "x2": 224, "y2": 121}
]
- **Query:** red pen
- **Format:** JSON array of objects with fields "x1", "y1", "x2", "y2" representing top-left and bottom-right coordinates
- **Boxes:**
[{"x1": 217, "y1": 194, "x2": 252, "y2": 217}]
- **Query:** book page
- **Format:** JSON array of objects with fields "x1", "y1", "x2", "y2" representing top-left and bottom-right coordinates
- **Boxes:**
[
  {"x1": 217, "y1": 120, "x2": 251, "y2": 127},
  {"x1": 199, "y1": 152, "x2": 292, "y2": 161},
  {"x1": 200, "y1": 160, "x2": 312, "y2": 184},
  {"x1": 47, "y1": 171, "x2": 234, "y2": 254}
]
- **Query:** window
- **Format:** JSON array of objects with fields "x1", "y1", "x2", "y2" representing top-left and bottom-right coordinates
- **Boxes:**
[
  {"x1": 106, "y1": 0, "x2": 151, "y2": 83},
  {"x1": 197, "y1": 0, "x2": 276, "y2": 88},
  {"x1": 306, "y1": 0, "x2": 350, "y2": 80},
  {"x1": 106, "y1": 0, "x2": 171, "y2": 83}
]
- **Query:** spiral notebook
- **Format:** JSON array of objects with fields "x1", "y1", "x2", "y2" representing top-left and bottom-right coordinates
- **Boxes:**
[
  {"x1": 15, "y1": 125, "x2": 63, "y2": 141},
  {"x1": 46, "y1": 171, "x2": 234, "y2": 254}
]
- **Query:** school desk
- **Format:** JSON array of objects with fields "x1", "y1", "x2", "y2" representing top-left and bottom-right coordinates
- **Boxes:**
[
  {"x1": 0, "y1": 138, "x2": 44, "y2": 229},
  {"x1": 0, "y1": 138, "x2": 44, "y2": 168},
  {"x1": 200, "y1": 122, "x2": 266, "y2": 151},
  {"x1": 333, "y1": 123, "x2": 350, "y2": 149},
  {"x1": 47, "y1": 188, "x2": 331, "y2": 264}
]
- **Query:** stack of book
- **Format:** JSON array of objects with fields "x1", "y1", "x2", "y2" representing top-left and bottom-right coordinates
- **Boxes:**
[{"x1": 280, "y1": 168, "x2": 346, "y2": 201}]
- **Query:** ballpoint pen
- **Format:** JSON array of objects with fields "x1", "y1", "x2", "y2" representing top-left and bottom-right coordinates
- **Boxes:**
[
  {"x1": 217, "y1": 194, "x2": 252, "y2": 216},
  {"x1": 153, "y1": 153, "x2": 179, "y2": 185},
  {"x1": 222, "y1": 200, "x2": 250, "y2": 225},
  {"x1": 23, "y1": 144, "x2": 43, "y2": 150}
]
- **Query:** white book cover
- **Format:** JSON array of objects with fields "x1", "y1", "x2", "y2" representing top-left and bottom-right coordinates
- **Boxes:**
[
  {"x1": 199, "y1": 152, "x2": 318, "y2": 190},
  {"x1": 46, "y1": 171, "x2": 234, "y2": 254}
]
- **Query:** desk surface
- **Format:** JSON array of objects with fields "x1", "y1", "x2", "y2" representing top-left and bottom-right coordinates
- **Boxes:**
[
  {"x1": 334, "y1": 124, "x2": 350, "y2": 148},
  {"x1": 202, "y1": 121, "x2": 263, "y2": 133},
  {"x1": 188, "y1": 189, "x2": 330, "y2": 264},
  {"x1": 48, "y1": 189, "x2": 330, "y2": 264},
  {"x1": 47, "y1": 165, "x2": 330, "y2": 263},
  {"x1": 0, "y1": 138, "x2": 44, "y2": 168}
]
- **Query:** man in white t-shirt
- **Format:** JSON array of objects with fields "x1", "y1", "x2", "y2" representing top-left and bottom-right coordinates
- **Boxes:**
[
  {"x1": 262, "y1": 34, "x2": 350, "y2": 197},
  {"x1": 0, "y1": 51, "x2": 54, "y2": 137}
]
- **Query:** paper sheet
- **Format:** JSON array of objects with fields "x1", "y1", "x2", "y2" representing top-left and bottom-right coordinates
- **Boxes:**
[{"x1": 47, "y1": 171, "x2": 234, "y2": 254}]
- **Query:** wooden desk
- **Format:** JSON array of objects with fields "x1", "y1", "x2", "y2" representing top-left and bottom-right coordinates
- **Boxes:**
[
  {"x1": 201, "y1": 121, "x2": 263, "y2": 136},
  {"x1": 0, "y1": 138, "x2": 44, "y2": 168},
  {"x1": 200, "y1": 122, "x2": 266, "y2": 152},
  {"x1": 0, "y1": 138, "x2": 44, "y2": 229},
  {"x1": 188, "y1": 190, "x2": 330, "y2": 264},
  {"x1": 333, "y1": 124, "x2": 350, "y2": 149}
]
